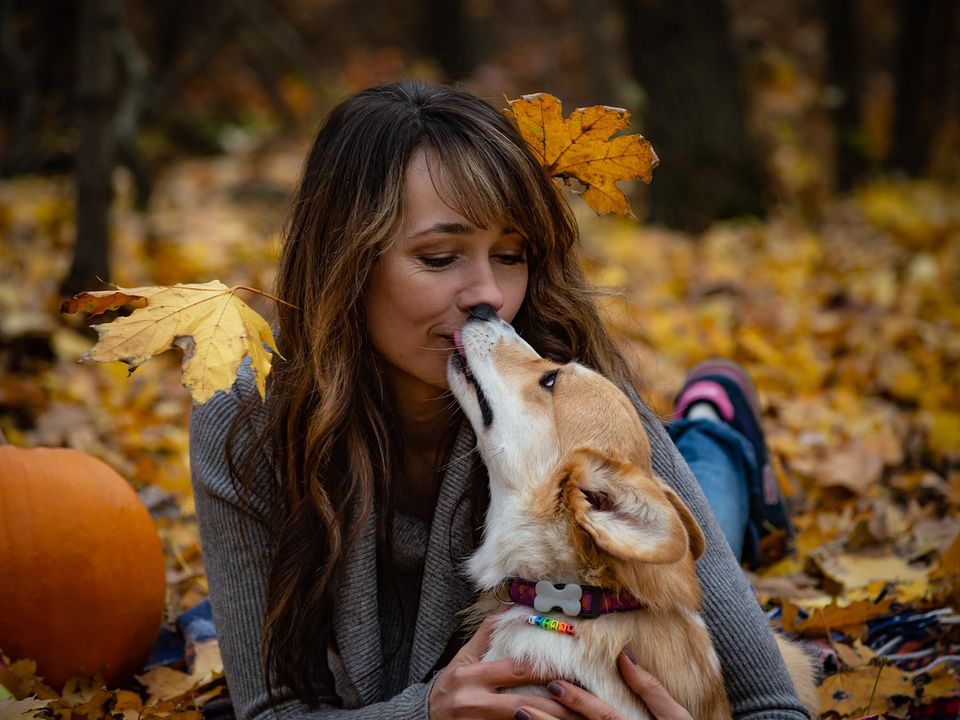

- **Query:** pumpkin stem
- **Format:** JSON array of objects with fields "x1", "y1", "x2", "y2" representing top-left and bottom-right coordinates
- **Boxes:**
[{"x1": 0, "y1": 429, "x2": 6, "y2": 445}]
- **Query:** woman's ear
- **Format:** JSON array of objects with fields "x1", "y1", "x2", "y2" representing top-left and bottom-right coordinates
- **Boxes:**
[{"x1": 560, "y1": 448, "x2": 694, "y2": 565}]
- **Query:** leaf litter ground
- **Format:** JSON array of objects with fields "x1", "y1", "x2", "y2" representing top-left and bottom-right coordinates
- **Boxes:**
[{"x1": 0, "y1": 144, "x2": 957, "y2": 717}]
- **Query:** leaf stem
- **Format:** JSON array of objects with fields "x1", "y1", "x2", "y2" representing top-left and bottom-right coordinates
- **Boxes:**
[
  {"x1": 863, "y1": 658, "x2": 886, "y2": 717},
  {"x1": 231, "y1": 286, "x2": 299, "y2": 309}
]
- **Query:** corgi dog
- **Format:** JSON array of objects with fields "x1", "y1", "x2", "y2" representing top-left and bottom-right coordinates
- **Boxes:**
[{"x1": 447, "y1": 306, "x2": 817, "y2": 719}]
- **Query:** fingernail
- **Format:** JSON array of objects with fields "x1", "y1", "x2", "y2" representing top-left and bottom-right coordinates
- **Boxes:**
[
  {"x1": 547, "y1": 681, "x2": 564, "y2": 697},
  {"x1": 515, "y1": 709, "x2": 531, "y2": 720},
  {"x1": 623, "y1": 648, "x2": 637, "y2": 664}
]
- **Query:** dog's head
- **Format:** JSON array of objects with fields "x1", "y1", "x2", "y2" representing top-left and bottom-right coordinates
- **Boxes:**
[{"x1": 448, "y1": 309, "x2": 704, "y2": 606}]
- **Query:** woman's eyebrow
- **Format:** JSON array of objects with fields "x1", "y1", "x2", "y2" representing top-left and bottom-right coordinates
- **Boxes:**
[{"x1": 407, "y1": 221, "x2": 475, "y2": 238}]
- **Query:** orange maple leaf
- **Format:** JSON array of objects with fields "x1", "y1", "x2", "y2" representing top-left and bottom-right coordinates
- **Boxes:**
[{"x1": 506, "y1": 93, "x2": 658, "y2": 217}]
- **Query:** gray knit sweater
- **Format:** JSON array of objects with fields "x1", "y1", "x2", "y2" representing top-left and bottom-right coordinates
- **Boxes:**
[{"x1": 189, "y1": 369, "x2": 810, "y2": 720}]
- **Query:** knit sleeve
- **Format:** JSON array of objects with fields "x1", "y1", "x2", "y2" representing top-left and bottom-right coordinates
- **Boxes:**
[
  {"x1": 631, "y1": 399, "x2": 811, "y2": 720},
  {"x1": 189, "y1": 380, "x2": 434, "y2": 720}
]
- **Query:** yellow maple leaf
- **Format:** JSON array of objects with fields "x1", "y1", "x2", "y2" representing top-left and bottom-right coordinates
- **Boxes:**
[
  {"x1": 810, "y1": 552, "x2": 930, "y2": 593},
  {"x1": 134, "y1": 640, "x2": 224, "y2": 706},
  {"x1": 63, "y1": 282, "x2": 280, "y2": 404},
  {"x1": 819, "y1": 663, "x2": 958, "y2": 717},
  {"x1": 505, "y1": 93, "x2": 658, "y2": 217}
]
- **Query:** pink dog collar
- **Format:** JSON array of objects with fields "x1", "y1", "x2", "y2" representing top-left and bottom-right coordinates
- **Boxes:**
[{"x1": 507, "y1": 578, "x2": 644, "y2": 618}]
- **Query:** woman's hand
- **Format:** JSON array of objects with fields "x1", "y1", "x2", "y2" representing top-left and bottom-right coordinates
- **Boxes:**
[
  {"x1": 513, "y1": 651, "x2": 693, "y2": 720},
  {"x1": 429, "y1": 615, "x2": 582, "y2": 720}
]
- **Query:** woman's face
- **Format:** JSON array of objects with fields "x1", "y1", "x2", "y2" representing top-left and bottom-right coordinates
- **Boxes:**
[{"x1": 365, "y1": 150, "x2": 529, "y2": 406}]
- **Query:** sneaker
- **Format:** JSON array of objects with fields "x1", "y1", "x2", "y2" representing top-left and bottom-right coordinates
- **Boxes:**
[{"x1": 673, "y1": 359, "x2": 794, "y2": 567}]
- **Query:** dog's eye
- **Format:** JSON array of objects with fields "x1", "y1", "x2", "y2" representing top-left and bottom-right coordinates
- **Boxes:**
[{"x1": 539, "y1": 370, "x2": 559, "y2": 390}]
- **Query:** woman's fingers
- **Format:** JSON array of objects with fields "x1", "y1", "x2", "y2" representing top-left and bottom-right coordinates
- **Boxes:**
[
  {"x1": 447, "y1": 615, "x2": 499, "y2": 668},
  {"x1": 516, "y1": 654, "x2": 696, "y2": 720},
  {"x1": 617, "y1": 651, "x2": 693, "y2": 720},
  {"x1": 512, "y1": 706, "x2": 561, "y2": 720},
  {"x1": 430, "y1": 616, "x2": 581, "y2": 719},
  {"x1": 535, "y1": 680, "x2": 625, "y2": 720},
  {"x1": 457, "y1": 659, "x2": 581, "y2": 719},
  {"x1": 487, "y1": 692, "x2": 581, "y2": 720}
]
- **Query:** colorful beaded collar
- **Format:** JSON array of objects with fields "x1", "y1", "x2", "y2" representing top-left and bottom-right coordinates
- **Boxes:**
[{"x1": 503, "y1": 578, "x2": 645, "y2": 619}]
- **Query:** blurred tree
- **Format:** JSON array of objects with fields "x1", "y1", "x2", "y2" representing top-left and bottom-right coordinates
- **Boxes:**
[
  {"x1": 421, "y1": 0, "x2": 477, "y2": 80},
  {"x1": 61, "y1": 0, "x2": 119, "y2": 297},
  {"x1": 887, "y1": 0, "x2": 959, "y2": 177},
  {"x1": 0, "y1": 0, "x2": 76, "y2": 176},
  {"x1": 577, "y1": 0, "x2": 630, "y2": 107},
  {"x1": 617, "y1": 0, "x2": 767, "y2": 232},
  {"x1": 823, "y1": 0, "x2": 867, "y2": 192},
  {"x1": 4, "y1": 0, "x2": 318, "y2": 295}
]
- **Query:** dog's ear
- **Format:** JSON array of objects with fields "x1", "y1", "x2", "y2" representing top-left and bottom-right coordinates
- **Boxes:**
[
  {"x1": 561, "y1": 448, "x2": 701, "y2": 564},
  {"x1": 663, "y1": 486, "x2": 706, "y2": 560}
]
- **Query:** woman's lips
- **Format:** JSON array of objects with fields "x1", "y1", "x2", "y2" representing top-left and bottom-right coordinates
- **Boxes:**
[{"x1": 452, "y1": 328, "x2": 465, "y2": 357}]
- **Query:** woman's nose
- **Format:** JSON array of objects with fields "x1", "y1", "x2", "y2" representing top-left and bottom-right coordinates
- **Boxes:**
[{"x1": 456, "y1": 261, "x2": 504, "y2": 314}]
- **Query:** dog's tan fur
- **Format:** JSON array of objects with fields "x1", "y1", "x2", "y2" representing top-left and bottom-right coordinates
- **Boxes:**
[{"x1": 449, "y1": 316, "x2": 817, "y2": 719}]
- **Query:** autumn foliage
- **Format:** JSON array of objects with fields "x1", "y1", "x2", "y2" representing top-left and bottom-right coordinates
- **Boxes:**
[
  {"x1": 506, "y1": 93, "x2": 658, "y2": 217},
  {"x1": 61, "y1": 282, "x2": 281, "y2": 403},
  {"x1": 0, "y1": 90, "x2": 957, "y2": 718}
]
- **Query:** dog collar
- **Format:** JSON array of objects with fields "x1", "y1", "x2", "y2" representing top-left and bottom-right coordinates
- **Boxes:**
[{"x1": 505, "y1": 578, "x2": 644, "y2": 618}]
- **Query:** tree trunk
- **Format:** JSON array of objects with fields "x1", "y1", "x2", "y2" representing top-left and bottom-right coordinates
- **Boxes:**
[
  {"x1": 618, "y1": 0, "x2": 767, "y2": 232},
  {"x1": 422, "y1": 0, "x2": 476, "y2": 81},
  {"x1": 577, "y1": 0, "x2": 629, "y2": 107},
  {"x1": 887, "y1": 0, "x2": 959, "y2": 177},
  {"x1": 61, "y1": 0, "x2": 118, "y2": 296},
  {"x1": 823, "y1": 0, "x2": 867, "y2": 191}
]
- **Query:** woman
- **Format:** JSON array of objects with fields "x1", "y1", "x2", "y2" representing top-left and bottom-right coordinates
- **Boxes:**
[{"x1": 190, "y1": 82, "x2": 807, "y2": 720}]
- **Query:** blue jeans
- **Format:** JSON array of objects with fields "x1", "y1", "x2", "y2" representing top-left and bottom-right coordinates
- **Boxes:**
[{"x1": 667, "y1": 418, "x2": 756, "y2": 561}]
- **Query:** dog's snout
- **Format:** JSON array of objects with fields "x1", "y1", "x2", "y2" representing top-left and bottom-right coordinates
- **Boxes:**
[{"x1": 468, "y1": 304, "x2": 499, "y2": 321}]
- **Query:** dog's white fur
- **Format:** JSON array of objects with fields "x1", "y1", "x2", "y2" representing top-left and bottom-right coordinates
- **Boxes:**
[{"x1": 447, "y1": 315, "x2": 817, "y2": 719}]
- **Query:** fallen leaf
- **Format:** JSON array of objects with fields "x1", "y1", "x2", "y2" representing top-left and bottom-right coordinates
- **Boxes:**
[
  {"x1": 71, "y1": 688, "x2": 119, "y2": 719},
  {"x1": 926, "y1": 410, "x2": 960, "y2": 458},
  {"x1": 114, "y1": 689, "x2": 144, "y2": 720},
  {"x1": 135, "y1": 667, "x2": 201, "y2": 705},
  {"x1": 781, "y1": 597, "x2": 895, "y2": 638},
  {"x1": 930, "y1": 532, "x2": 960, "y2": 578},
  {"x1": 135, "y1": 640, "x2": 223, "y2": 706},
  {"x1": 0, "y1": 660, "x2": 58, "y2": 702},
  {"x1": 947, "y1": 472, "x2": 960, "y2": 506},
  {"x1": 819, "y1": 663, "x2": 959, "y2": 717},
  {"x1": 186, "y1": 640, "x2": 223, "y2": 687},
  {"x1": 818, "y1": 440, "x2": 885, "y2": 495},
  {"x1": 811, "y1": 552, "x2": 930, "y2": 593},
  {"x1": 505, "y1": 93, "x2": 658, "y2": 217},
  {"x1": 61, "y1": 670, "x2": 107, "y2": 704},
  {"x1": 62, "y1": 282, "x2": 280, "y2": 403},
  {"x1": 834, "y1": 640, "x2": 874, "y2": 670},
  {"x1": 0, "y1": 697, "x2": 49, "y2": 720}
]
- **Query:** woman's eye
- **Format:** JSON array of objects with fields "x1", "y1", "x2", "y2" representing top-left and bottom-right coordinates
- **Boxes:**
[
  {"x1": 497, "y1": 253, "x2": 527, "y2": 266},
  {"x1": 418, "y1": 255, "x2": 456, "y2": 268},
  {"x1": 539, "y1": 370, "x2": 559, "y2": 390}
]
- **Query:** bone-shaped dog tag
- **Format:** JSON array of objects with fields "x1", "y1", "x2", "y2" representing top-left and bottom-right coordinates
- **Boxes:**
[{"x1": 534, "y1": 580, "x2": 583, "y2": 617}]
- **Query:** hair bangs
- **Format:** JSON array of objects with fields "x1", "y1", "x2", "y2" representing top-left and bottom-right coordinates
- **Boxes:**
[{"x1": 420, "y1": 132, "x2": 547, "y2": 244}]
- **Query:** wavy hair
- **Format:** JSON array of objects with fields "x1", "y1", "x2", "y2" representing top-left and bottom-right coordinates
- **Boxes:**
[{"x1": 226, "y1": 81, "x2": 644, "y2": 706}]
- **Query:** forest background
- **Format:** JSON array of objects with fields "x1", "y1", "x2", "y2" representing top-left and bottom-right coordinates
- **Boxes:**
[{"x1": 0, "y1": 0, "x2": 959, "y2": 718}]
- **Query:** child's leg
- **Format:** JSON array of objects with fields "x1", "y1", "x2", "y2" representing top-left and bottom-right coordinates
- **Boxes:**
[
  {"x1": 667, "y1": 417, "x2": 754, "y2": 560},
  {"x1": 669, "y1": 359, "x2": 794, "y2": 567}
]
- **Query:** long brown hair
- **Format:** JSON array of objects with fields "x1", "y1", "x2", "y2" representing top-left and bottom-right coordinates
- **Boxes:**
[{"x1": 226, "y1": 81, "x2": 644, "y2": 705}]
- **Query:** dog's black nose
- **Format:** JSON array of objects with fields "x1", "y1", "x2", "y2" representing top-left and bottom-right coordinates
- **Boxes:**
[{"x1": 468, "y1": 304, "x2": 499, "y2": 321}]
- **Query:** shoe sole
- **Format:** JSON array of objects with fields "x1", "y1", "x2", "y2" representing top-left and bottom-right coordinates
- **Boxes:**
[{"x1": 684, "y1": 359, "x2": 762, "y2": 419}]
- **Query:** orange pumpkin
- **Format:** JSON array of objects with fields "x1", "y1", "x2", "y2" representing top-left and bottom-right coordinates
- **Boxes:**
[{"x1": 0, "y1": 444, "x2": 166, "y2": 688}]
